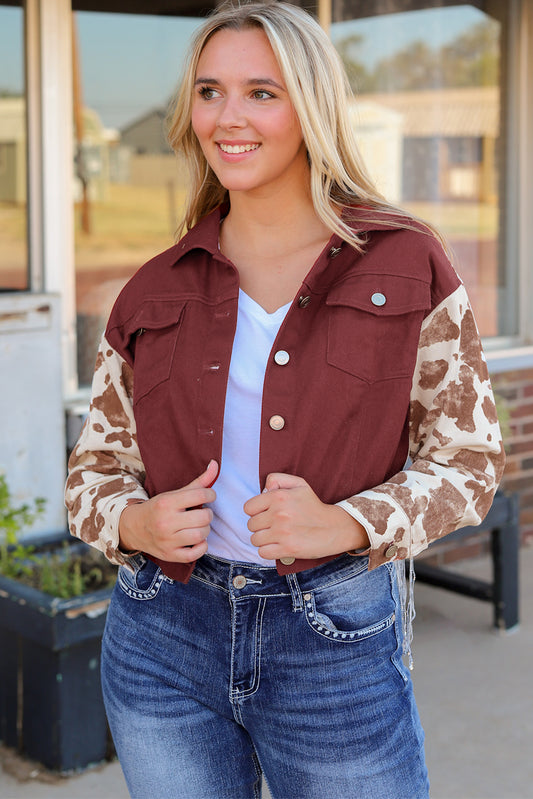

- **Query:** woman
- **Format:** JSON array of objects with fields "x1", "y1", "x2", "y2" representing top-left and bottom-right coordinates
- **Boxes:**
[{"x1": 65, "y1": 3, "x2": 504, "y2": 797}]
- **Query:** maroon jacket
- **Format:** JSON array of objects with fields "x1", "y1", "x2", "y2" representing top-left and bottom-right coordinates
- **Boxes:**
[{"x1": 99, "y1": 204, "x2": 471, "y2": 582}]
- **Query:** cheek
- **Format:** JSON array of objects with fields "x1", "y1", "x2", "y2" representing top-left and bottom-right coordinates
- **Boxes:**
[
  {"x1": 191, "y1": 107, "x2": 210, "y2": 145},
  {"x1": 275, "y1": 109, "x2": 303, "y2": 147}
]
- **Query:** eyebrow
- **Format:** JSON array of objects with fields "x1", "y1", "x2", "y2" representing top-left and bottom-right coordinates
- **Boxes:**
[{"x1": 194, "y1": 77, "x2": 285, "y2": 91}]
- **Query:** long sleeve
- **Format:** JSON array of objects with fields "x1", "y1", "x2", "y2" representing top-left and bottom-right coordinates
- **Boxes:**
[
  {"x1": 65, "y1": 335, "x2": 148, "y2": 565},
  {"x1": 337, "y1": 283, "x2": 506, "y2": 571}
]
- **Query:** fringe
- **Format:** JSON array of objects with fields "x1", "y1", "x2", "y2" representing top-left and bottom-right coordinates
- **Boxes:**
[{"x1": 394, "y1": 557, "x2": 416, "y2": 671}]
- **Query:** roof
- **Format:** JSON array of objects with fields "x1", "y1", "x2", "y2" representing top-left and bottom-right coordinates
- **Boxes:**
[{"x1": 355, "y1": 86, "x2": 499, "y2": 137}]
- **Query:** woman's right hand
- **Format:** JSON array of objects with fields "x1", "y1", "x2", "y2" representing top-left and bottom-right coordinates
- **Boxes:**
[{"x1": 118, "y1": 460, "x2": 218, "y2": 562}]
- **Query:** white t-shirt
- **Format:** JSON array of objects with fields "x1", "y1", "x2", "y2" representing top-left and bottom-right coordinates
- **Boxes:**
[{"x1": 209, "y1": 289, "x2": 291, "y2": 564}]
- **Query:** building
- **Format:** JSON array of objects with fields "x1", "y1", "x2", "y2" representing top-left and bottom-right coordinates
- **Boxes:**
[{"x1": 0, "y1": 0, "x2": 532, "y2": 551}]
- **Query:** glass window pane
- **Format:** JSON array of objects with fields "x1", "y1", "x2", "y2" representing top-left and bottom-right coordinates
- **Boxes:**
[
  {"x1": 0, "y1": 3, "x2": 28, "y2": 291},
  {"x1": 74, "y1": 11, "x2": 202, "y2": 384},
  {"x1": 332, "y1": 1, "x2": 511, "y2": 338}
]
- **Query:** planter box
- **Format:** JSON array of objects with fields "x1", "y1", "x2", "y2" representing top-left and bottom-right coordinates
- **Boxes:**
[{"x1": 0, "y1": 540, "x2": 114, "y2": 772}]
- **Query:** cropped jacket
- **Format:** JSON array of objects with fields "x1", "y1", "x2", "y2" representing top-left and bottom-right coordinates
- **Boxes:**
[{"x1": 65, "y1": 204, "x2": 505, "y2": 583}]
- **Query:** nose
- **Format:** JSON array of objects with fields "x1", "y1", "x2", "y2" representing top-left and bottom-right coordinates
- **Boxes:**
[{"x1": 217, "y1": 94, "x2": 246, "y2": 129}]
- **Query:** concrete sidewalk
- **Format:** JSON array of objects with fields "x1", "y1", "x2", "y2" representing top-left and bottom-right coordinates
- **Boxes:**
[{"x1": 1, "y1": 546, "x2": 532, "y2": 799}]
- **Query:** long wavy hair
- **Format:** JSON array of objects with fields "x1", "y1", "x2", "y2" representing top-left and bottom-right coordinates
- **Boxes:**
[{"x1": 167, "y1": 0, "x2": 440, "y2": 251}]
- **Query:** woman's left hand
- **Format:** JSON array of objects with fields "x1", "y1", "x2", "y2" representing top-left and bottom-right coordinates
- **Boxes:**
[{"x1": 244, "y1": 473, "x2": 369, "y2": 562}]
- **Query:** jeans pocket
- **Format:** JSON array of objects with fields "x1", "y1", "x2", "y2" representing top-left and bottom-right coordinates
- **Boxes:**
[
  {"x1": 118, "y1": 554, "x2": 167, "y2": 601},
  {"x1": 303, "y1": 565, "x2": 396, "y2": 643}
]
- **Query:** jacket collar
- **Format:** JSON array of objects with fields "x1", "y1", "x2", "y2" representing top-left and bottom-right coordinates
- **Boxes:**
[{"x1": 170, "y1": 203, "x2": 415, "y2": 267}]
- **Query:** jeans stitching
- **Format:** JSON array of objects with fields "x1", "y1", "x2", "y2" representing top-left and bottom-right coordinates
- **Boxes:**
[
  {"x1": 229, "y1": 597, "x2": 267, "y2": 701},
  {"x1": 304, "y1": 592, "x2": 396, "y2": 642},
  {"x1": 238, "y1": 597, "x2": 266, "y2": 699},
  {"x1": 190, "y1": 573, "x2": 229, "y2": 593},
  {"x1": 117, "y1": 566, "x2": 166, "y2": 601}
]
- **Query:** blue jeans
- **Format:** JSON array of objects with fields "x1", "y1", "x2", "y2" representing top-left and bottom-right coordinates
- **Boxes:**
[{"x1": 101, "y1": 553, "x2": 429, "y2": 799}]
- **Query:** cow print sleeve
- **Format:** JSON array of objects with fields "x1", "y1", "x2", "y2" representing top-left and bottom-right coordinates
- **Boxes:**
[
  {"x1": 337, "y1": 283, "x2": 506, "y2": 571},
  {"x1": 65, "y1": 335, "x2": 148, "y2": 565}
]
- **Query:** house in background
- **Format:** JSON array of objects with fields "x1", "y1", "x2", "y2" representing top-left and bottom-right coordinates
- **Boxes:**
[
  {"x1": 365, "y1": 86, "x2": 499, "y2": 203},
  {"x1": 120, "y1": 107, "x2": 171, "y2": 155}
]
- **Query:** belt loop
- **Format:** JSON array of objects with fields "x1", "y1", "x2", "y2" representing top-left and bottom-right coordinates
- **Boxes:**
[{"x1": 286, "y1": 572, "x2": 303, "y2": 612}]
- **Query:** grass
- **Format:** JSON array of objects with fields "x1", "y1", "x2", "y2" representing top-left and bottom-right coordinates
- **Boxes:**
[
  {"x1": 74, "y1": 183, "x2": 189, "y2": 266},
  {"x1": 1, "y1": 189, "x2": 498, "y2": 274}
]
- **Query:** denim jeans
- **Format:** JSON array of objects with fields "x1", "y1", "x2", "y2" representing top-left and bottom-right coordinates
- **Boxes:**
[{"x1": 101, "y1": 553, "x2": 429, "y2": 799}]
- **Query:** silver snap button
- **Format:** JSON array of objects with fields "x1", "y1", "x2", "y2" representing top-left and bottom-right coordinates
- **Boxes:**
[
  {"x1": 279, "y1": 556, "x2": 295, "y2": 565},
  {"x1": 303, "y1": 593, "x2": 312, "y2": 601},
  {"x1": 269, "y1": 415, "x2": 285, "y2": 431},
  {"x1": 274, "y1": 350, "x2": 290, "y2": 366},
  {"x1": 384, "y1": 544, "x2": 398, "y2": 559},
  {"x1": 232, "y1": 575, "x2": 247, "y2": 589},
  {"x1": 371, "y1": 292, "x2": 386, "y2": 307}
]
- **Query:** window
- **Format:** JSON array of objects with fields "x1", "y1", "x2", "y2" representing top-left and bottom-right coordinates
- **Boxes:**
[
  {"x1": 72, "y1": 10, "x2": 202, "y2": 383},
  {"x1": 0, "y1": 2, "x2": 28, "y2": 291},
  {"x1": 332, "y1": 1, "x2": 512, "y2": 339}
]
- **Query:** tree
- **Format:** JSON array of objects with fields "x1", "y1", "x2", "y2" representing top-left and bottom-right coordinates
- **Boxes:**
[
  {"x1": 334, "y1": 33, "x2": 371, "y2": 92},
  {"x1": 336, "y1": 18, "x2": 500, "y2": 94}
]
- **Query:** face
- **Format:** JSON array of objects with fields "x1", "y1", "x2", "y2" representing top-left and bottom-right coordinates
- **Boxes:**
[{"x1": 191, "y1": 27, "x2": 308, "y2": 198}]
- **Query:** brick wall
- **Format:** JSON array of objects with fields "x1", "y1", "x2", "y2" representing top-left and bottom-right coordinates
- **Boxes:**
[{"x1": 492, "y1": 367, "x2": 533, "y2": 547}]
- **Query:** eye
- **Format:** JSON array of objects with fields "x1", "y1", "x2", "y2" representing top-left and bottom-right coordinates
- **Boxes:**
[
  {"x1": 198, "y1": 85, "x2": 220, "y2": 100},
  {"x1": 251, "y1": 89, "x2": 275, "y2": 100}
]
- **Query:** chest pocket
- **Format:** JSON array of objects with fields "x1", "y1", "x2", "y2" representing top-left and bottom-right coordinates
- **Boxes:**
[
  {"x1": 326, "y1": 274, "x2": 431, "y2": 384},
  {"x1": 125, "y1": 299, "x2": 186, "y2": 404}
]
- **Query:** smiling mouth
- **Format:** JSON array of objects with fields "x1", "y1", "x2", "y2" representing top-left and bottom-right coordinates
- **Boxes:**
[{"x1": 218, "y1": 143, "x2": 260, "y2": 154}]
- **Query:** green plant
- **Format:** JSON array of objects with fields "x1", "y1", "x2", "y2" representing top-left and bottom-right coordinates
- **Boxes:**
[
  {"x1": 0, "y1": 472, "x2": 45, "y2": 581},
  {"x1": 0, "y1": 473, "x2": 115, "y2": 598}
]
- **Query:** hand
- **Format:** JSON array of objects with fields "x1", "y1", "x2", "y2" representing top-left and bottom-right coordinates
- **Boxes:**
[
  {"x1": 118, "y1": 460, "x2": 218, "y2": 563},
  {"x1": 244, "y1": 473, "x2": 369, "y2": 562}
]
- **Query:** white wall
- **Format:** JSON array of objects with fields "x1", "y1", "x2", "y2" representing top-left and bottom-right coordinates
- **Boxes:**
[{"x1": 0, "y1": 294, "x2": 66, "y2": 537}]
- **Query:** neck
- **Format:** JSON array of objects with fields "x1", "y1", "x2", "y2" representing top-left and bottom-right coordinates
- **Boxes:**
[{"x1": 224, "y1": 188, "x2": 328, "y2": 255}]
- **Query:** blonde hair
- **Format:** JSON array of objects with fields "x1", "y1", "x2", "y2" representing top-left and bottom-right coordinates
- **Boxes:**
[{"x1": 168, "y1": 0, "x2": 438, "y2": 251}]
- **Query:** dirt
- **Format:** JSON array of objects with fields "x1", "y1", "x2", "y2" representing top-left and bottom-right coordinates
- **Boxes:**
[{"x1": 0, "y1": 744, "x2": 63, "y2": 784}]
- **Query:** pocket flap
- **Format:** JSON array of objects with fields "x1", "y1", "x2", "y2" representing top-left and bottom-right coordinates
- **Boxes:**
[
  {"x1": 326, "y1": 274, "x2": 431, "y2": 316},
  {"x1": 124, "y1": 299, "x2": 186, "y2": 338}
]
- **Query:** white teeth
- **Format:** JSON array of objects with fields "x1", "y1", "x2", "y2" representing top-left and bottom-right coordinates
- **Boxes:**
[{"x1": 219, "y1": 143, "x2": 260, "y2": 154}]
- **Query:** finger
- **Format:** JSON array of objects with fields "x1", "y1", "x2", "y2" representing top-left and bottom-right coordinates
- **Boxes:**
[
  {"x1": 177, "y1": 485, "x2": 217, "y2": 510},
  {"x1": 175, "y1": 524, "x2": 212, "y2": 548},
  {"x1": 249, "y1": 527, "x2": 278, "y2": 549},
  {"x1": 265, "y1": 473, "x2": 308, "y2": 491},
  {"x1": 177, "y1": 507, "x2": 213, "y2": 530},
  {"x1": 256, "y1": 543, "x2": 285, "y2": 561},
  {"x1": 247, "y1": 511, "x2": 272, "y2": 534},
  {"x1": 243, "y1": 492, "x2": 270, "y2": 517},
  {"x1": 183, "y1": 460, "x2": 219, "y2": 491},
  {"x1": 173, "y1": 540, "x2": 209, "y2": 563}
]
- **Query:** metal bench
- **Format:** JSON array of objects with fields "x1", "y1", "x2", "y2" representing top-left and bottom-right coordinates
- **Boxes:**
[{"x1": 414, "y1": 491, "x2": 520, "y2": 631}]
